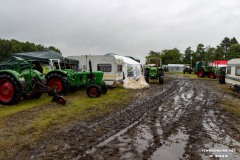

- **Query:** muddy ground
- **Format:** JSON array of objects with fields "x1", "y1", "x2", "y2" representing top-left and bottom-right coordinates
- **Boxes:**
[{"x1": 12, "y1": 75, "x2": 240, "y2": 159}]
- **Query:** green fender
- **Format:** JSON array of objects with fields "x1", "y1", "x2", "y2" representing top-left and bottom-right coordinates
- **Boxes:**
[
  {"x1": 21, "y1": 69, "x2": 44, "y2": 82},
  {"x1": 0, "y1": 70, "x2": 22, "y2": 81},
  {"x1": 45, "y1": 69, "x2": 68, "y2": 77}
]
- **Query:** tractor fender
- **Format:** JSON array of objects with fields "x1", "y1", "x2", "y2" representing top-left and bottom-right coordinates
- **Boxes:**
[
  {"x1": 0, "y1": 70, "x2": 22, "y2": 81},
  {"x1": 0, "y1": 70, "x2": 25, "y2": 88},
  {"x1": 45, "y1": 70, "x2": 68, "y2": 78},
  {"x1": 21, "y1": 69, "x2": 44, "y2": 81}
]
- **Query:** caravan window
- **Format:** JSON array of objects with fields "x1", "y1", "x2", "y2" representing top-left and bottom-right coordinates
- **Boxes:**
[
  {"x1": 97, "y1": 64, "x2": 112, "y2": 72},
  {"x1": 227, "y1": 67, "x2": 231, "y2": 74},
  {"x1": 117, "y1": 65, "x2": 122, "y2": 72},
  {"x1": 236, "y1": 67, "x2": 240, "y2": 76}
]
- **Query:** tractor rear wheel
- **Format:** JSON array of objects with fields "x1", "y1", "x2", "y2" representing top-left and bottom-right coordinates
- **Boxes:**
[
  {"x1": 101, "y1": 82, "x2": 108, "y2": 94},
  {"x1": 0, "y1": 74, "x2": 22, "y2": 105},
  {"x1": 197, "y1": 69, "x2": 205, "y2": 78},
  {"x1": 144, "y1": 68, "x2": 150, "y2": 83},
  {"x1": 219, "y1": 78, "x2": 225, "y2": 84},
  {"x1": 87, "y1": 84, "x2": 101, "y2": 98},
  {"x1": 159, "y1": 76, "x2": 164, "y2": 84},
  {"x1": 46, "y1": 73, "x2": 69, "y2": 95}
]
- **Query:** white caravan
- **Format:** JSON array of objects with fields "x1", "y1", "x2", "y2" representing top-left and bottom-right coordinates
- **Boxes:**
[
  {"x1": 68, "y1": 55, "x2": 124, "y2": 86},
  {"x1": 225, "y1": 58, "x2": 240, "y2": 91}
]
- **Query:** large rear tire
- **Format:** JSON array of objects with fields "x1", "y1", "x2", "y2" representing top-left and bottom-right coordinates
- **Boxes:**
[
  {"x1": 46, "y1": 73, "x2": 69, "y2": 95},
  {"x1": 86, "y1": 84, "x2": 101, "y2": 98},
  {"x1": 0, "y1": 74, "x2": 22, "y2": 105},
  {"x1": 159, "y1": 76, "x2": 164, "y2": 84}
]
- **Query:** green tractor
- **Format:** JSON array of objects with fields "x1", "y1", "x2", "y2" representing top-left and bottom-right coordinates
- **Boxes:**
[
  {"x1": 45, "y1": 59, "x2": 108, "y2": 98},
  {"x1": 195, "y1": 61, "x2": 218, "y2": 78},
  {"x1": 144, "y1": 58, "x2": 164, "y2": 84},
  {"x1": 214, "y1": 67, "x2": 226, "y2": 84},
  {"x1": 0, "y1": 57, "x2": 66, "y2": 105}
]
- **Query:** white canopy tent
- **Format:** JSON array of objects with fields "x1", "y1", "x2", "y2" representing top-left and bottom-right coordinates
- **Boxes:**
[{"x1": 114, "y1": 55, "x2": 149, "y2": 89}]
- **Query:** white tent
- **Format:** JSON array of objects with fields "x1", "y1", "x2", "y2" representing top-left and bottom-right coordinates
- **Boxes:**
[{"x1": 114, "y1": 55, "x2": 149, "y2": 89}]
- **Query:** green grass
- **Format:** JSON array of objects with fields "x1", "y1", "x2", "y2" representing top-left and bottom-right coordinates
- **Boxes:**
[
  {"x1": 31, "y1": 87, "x2": 133, "y2": 130},
  {"x1": 0, "y1": 95, "x2": 51, "y2": 118},
  {"x1": 221, "y1": 100, "x2": 240, "y2": 117},
  {"x1": 0, "y1": 87, "x2": 134, "y2": 159}
]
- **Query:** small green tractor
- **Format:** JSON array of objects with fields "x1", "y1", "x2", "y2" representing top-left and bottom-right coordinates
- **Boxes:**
[
  {"x1": 45, "y1": 59, "x2": 107, "y2": 98},
  {"x1": 0, "y1": 57, "x2": 66, "y2": 105},
  {"x1": 144, "y1": 58, "x2": 164, "y2": 84},
  {"x1": 195, "y1": 61, "x2": 218, "y2": 78}
]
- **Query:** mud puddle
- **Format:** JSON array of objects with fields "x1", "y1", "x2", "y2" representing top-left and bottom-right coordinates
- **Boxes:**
[{"x1": 150, "y1": 129, "x2": 189, "y2": 160}]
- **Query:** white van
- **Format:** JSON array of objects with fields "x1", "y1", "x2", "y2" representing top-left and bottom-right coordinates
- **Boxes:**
[{"x1": 225, "y1": 58, "x2": 240, "y2": 92}]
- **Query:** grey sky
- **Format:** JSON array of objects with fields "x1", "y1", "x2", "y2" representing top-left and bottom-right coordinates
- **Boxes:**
[{"x1": 1, "y1": 0, "x2": 240, "y2": 63}]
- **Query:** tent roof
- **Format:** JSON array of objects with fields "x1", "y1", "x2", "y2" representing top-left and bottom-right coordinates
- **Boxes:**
[
  {"x1": 14, "y1": 50, "x2": 64, "y2": 62},
  {"x1": 112, "y1": 55, "x2": 140, "y2": 65}
]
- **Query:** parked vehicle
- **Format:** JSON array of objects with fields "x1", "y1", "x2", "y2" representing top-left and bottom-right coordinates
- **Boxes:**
[
  {"x1": 215, "y1": 67, "x2": 226, "y2": 84},
  {"x1": 225, "y1": 58, "x2": 240, "y2": 92},
  {"x1": 45, "y1": 59, "x2": 107, "y2": 98},
  {"x1": 14, "y1": 51, "x2": 107, "y2": 98},
  {"x1": 196, "y1": 60, "x2": 228, "y2": 79},
  {"x1": 183, "y1": 66, "x2": 192, "y2": 74},
  {"x1": 144, "y1": 58, "x2": 164, "y2": 84},
  {"x1": 0, "y1": 57, "x2": 66, "y2": 105},
  {"x1": 68, "y1": 54, "x2": 124, "y2": 86},
  {"x1": 195, "y1": 61, "x2": 215, "y2": 78}
]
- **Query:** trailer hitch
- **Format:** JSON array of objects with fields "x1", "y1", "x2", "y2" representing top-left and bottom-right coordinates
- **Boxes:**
[{"x1": 29, "y1": 77, "x2": 67, "y2": 105}]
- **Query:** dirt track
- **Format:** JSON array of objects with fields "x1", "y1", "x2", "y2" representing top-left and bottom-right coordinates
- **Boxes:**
[{"x1": 28, "y1": 75, "x2": 240, "y2": 160}]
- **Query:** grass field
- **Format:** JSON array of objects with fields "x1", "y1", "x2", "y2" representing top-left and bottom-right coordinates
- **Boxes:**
[{"x1": 0, "y1": 87, "x2": 135, "y2": 158}]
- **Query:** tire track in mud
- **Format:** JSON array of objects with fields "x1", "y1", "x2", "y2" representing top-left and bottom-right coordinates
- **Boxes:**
[
  {"x1": 29, "y1": 77, "x2": 240, "y2": 160},
  {"x1": 29, "y1": 82, "x2": 173, "y2": 159},
  {"x1": 84, "y1": 79, "x2": 240, "y2": 160}
]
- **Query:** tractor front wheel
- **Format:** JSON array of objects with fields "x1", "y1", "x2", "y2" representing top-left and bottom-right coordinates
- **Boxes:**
[
  {"x1": 219, "y1": 78, "x2": 225, "y2": 84},
  {"x1": 0, "y1": 74, "x2": 22, "y2": 105},
  {"x1": 159, "y1": 76, "x2": 164, "y2": 84},
  {"x1": 87, "y1": 84, "x2": 101, "y2": 98},
  {"x1": 209, "y1": 72, "x2": 215, "y2": 79},
  {"x1": 101, "y1": 82, "x2": 108, "y2": 94},
  {"x1": 46, "y1": 73, "x2": 69, "y2": 95}
]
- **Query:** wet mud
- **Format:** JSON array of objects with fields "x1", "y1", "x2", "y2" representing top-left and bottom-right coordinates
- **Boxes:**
[{"x1": 29, "y1": 75, "x2": 240, "y2": 160}]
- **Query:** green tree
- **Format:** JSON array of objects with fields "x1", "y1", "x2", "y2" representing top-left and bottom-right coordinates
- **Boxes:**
[
  {"x1": 182, "y1": 47, "x2": 193, "y2": 65},
  {"x1": 192, "y1": 43, "x2": 205, "y2": 63},
  {"x1": 220, "y1": 37, "x2": 231, "y2": 58},
  {"x1": 145, "y1": 51, "x2": 161, "y2": 64},
  {"x1": 205, "y1": 46, "x2": 215, "y2": 62},
  {"x1": 215, "y1": 45, "x2": 225, "y2": 60},
  {"x1": 161, "y1": 48, "x2": 182, "y2": 64},
  {"x1": 226, "y1": 44, "x2": 240, "y2": 60},
  {"x1": 0, "y1": 38, "x2": 62, "y2": 62},
  {"x1": 48, "y1": 46, "x2": 61, "y2": 54},
  {"x1": 230, "y1": 37, "x2": 238, "y2": 45}
]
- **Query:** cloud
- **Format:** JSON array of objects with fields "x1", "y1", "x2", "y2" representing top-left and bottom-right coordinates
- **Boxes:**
[{"x1": 0, "y1": 0, "x2": 240, "y2": 63}]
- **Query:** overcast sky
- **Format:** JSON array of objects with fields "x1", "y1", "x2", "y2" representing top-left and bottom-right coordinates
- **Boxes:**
[{"x1": 1, "y1": 0, "x2": 240, "y2": 63}]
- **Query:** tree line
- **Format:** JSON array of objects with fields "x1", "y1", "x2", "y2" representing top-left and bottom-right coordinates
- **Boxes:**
[
  {"x1": 0, "y1": 38, "x2": 61, "y2": 62},
  {"x1": 146, "y1": 37, "x2": 240, "y2": 67}
]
